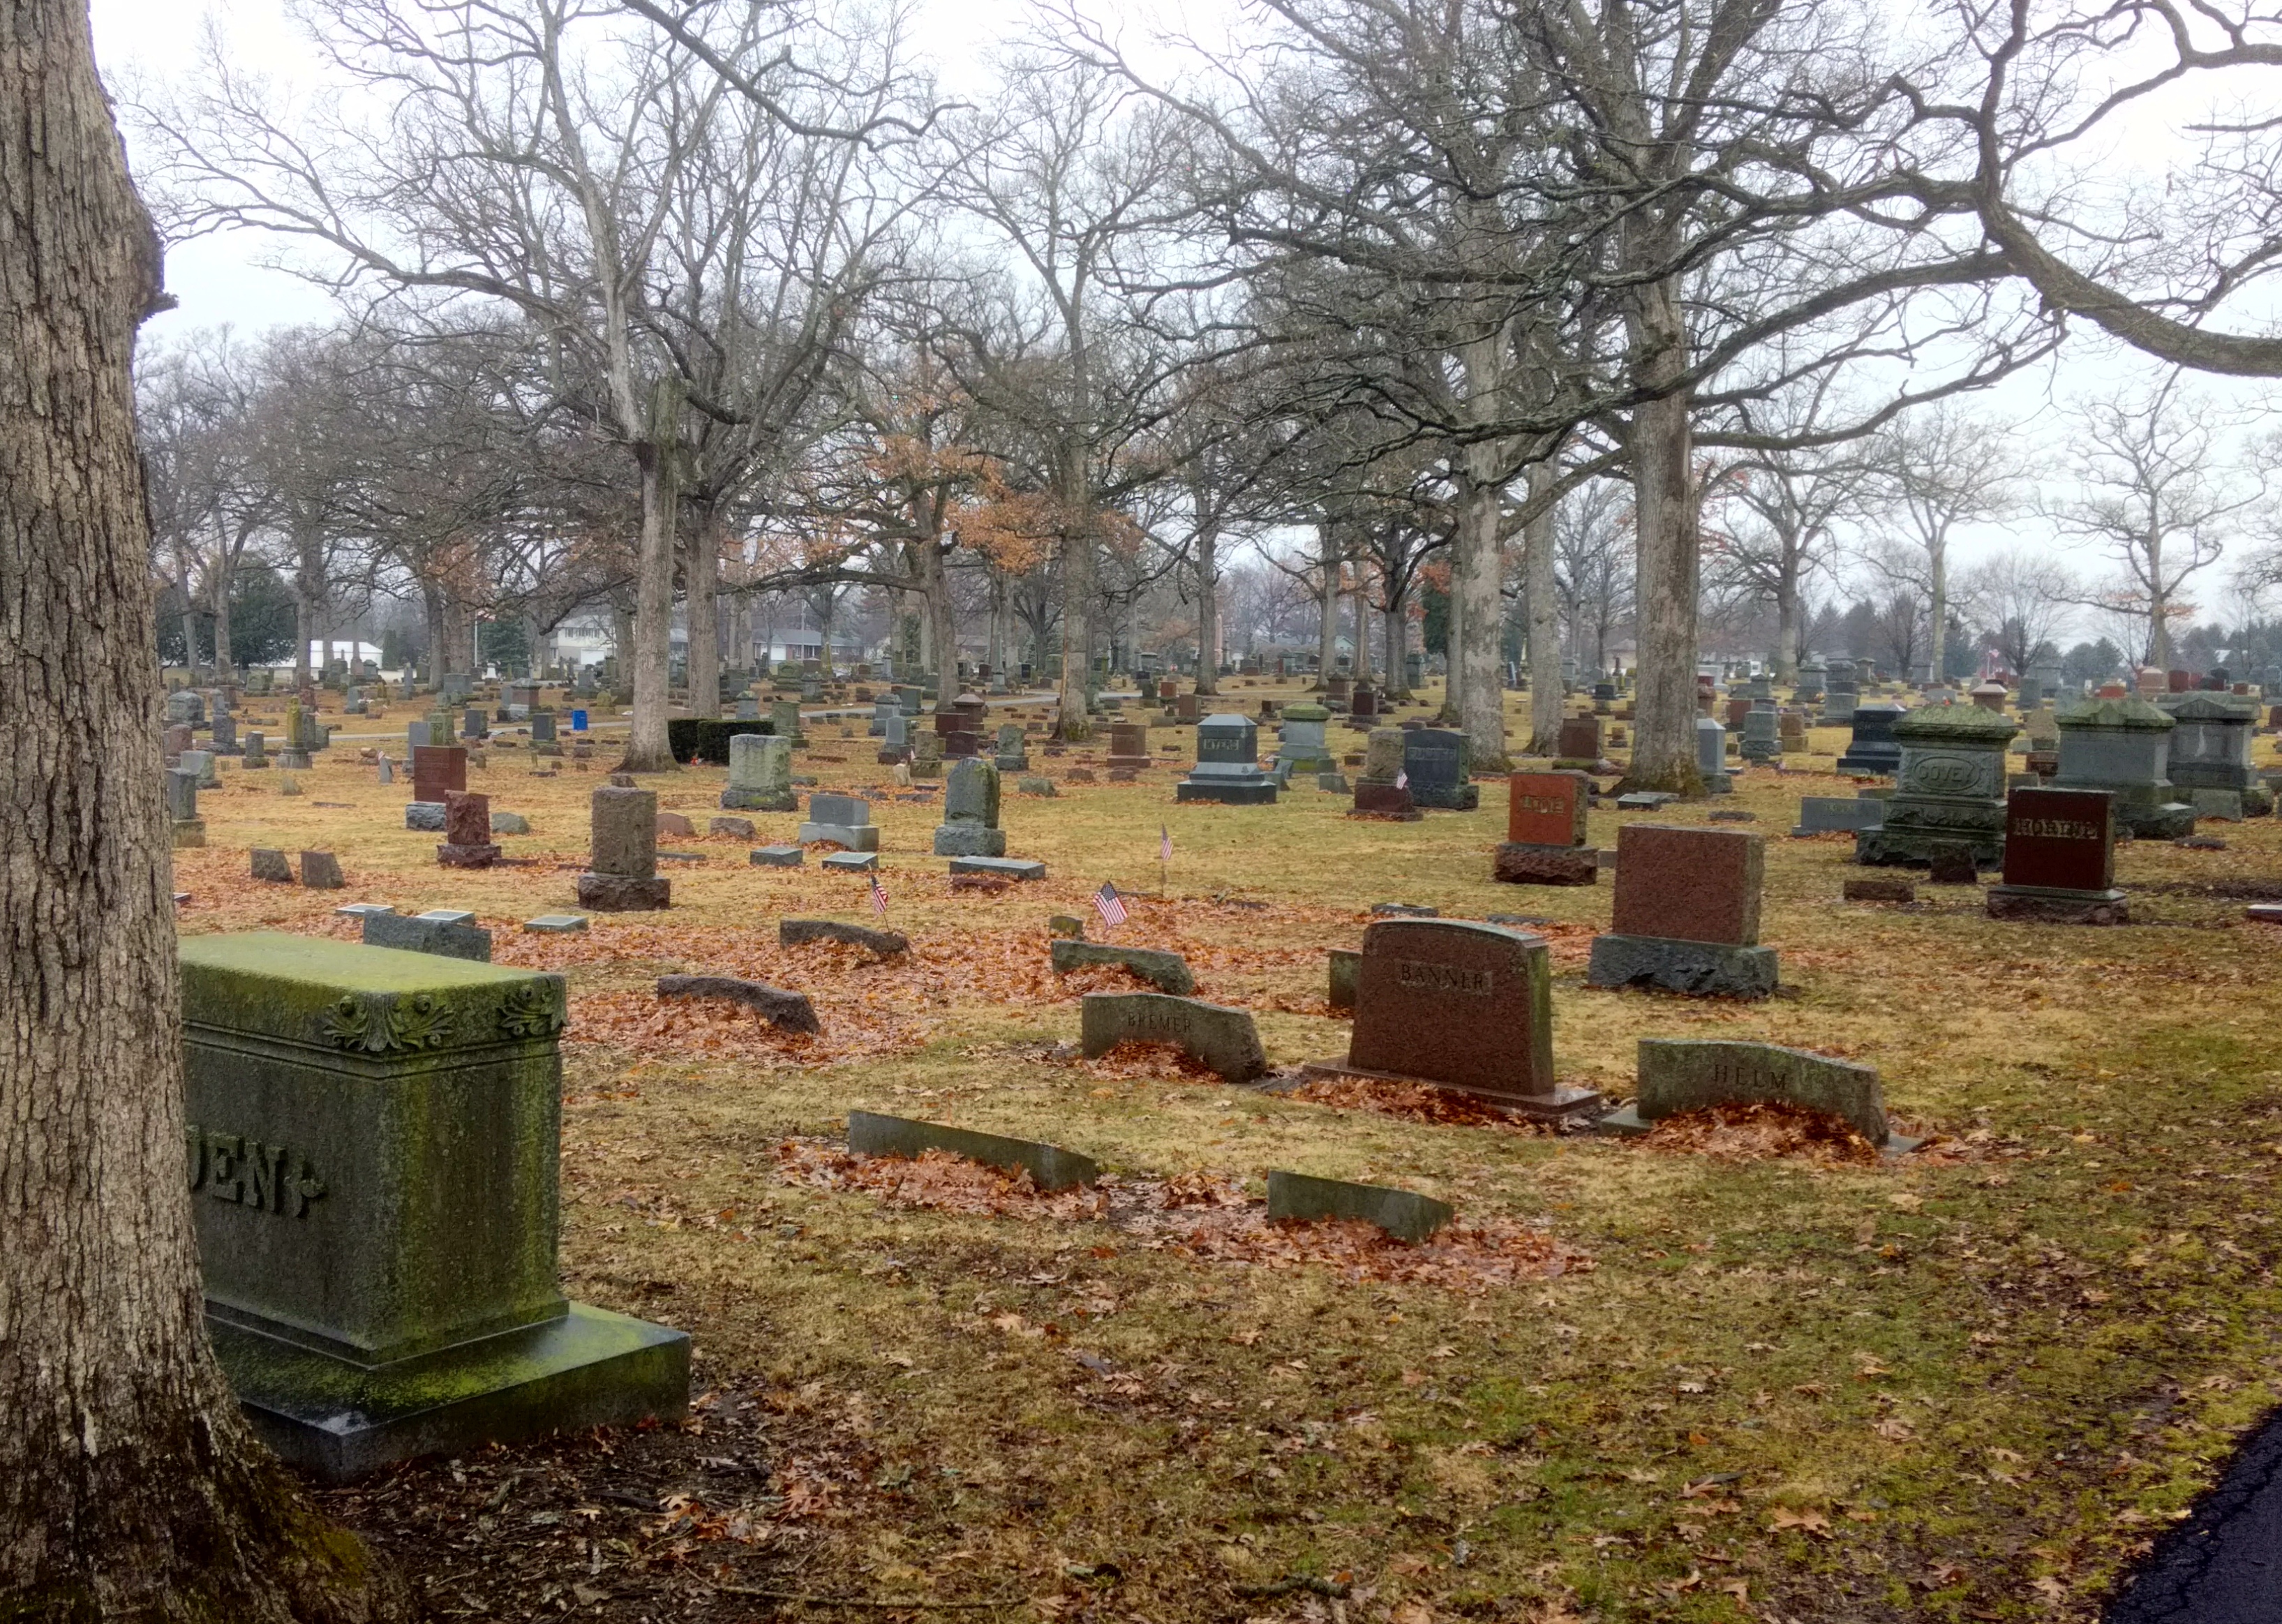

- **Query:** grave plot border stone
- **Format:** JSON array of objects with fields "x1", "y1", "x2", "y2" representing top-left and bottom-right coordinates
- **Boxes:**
[
  {"x1": 1050, "y1": 939, "x2": 1195, "y2": 994},
  {"x1": 948, "y1": 855, "x2": 1045, "y2": 881},
  {"x1": 847, "y1": 1111, "x2": 1097, "y2": 1192},
  {"x1": 1596, "y1": 1037, "x2": 1919, "y2": 1152},
  {"x1": 780, "y1": 919, "x2": 909, "y2": 956},
  {"x1": 179, "y1": 932, "x2": 687, "y2": 1481},
  {"x1": 1266, "y1": 1171, "x2": 1452, "y2": 1244},
  {"x1": 655, "y1": 974, "x2": 819, "y2": 1032},
  {"x1": 1079, "y1": 992, "x2": 1267, "y2": 1083}
]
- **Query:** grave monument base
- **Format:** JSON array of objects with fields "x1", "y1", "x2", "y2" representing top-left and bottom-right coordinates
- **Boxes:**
[
  {"x1": 211, "y1": 1302, "x2": 689, "y2": 1484},
  {"x1": 1174, "y1": 780, "x2": 1280, "y2": 804},
  {"x1": 1584, "y1": 934, "x2": 1777, "y2": 999},
  {"x1": 797, "y1": 822, "x2": 880, "y2": 851},
  {"x1": 932, "y1": 824, "x2": 1008, "y2": 857},
  {"x1": 575, "y1": 872, "x2": 671, "y2": 911},
  {"x1": 1410, "y1": 784, "x2": 1481, "y2": 811},
  {"x1": 172, "y1": 819, "x2": 207, "y2": 849},
  {"x1": 1492, "y1": 842, "x2": 1597, "y2": 885},
  {"x1": 1853, "y1": 824, "x2": 2004, "y2": 870},
  {"x1": 1985, "y1": 884, "x2": 2131, "y2": 925},
  {"x1": 1295, "y1": 1058, "x2": 1603, "y2": 1122},
  {"x1": 720, "y1": 789, "x2": 798, "y2": 812},
  {"x1": 435, "y1": 842, "x2": 502, "y2": 868}
]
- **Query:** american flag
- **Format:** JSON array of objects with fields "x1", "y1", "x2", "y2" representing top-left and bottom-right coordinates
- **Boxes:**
[
  {"x1": 1395, "y1": 768, "x2": 1408, "y2": 789},
  {"x1": 1159, "y1": 824, "x2": 1172, "y2": 862},
  {"x1": 867, "y1": 871, "x2": 889, "y2": 918},
  {"x1": 1093, "y1": 881, "x2": 1128, "y2": 929}
]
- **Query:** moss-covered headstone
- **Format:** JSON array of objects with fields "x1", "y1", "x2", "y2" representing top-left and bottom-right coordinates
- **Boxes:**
[
  {"x1": 180, "y1": 932, "x2": 687, "y2": 1481},
  {"x1": 1854, "y1": 701, "x2": 2015, "y2": 868}
]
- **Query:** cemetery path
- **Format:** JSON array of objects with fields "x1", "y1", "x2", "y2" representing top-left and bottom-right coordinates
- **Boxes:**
[{"x1": 2106, "y1": 1405, "x2": 2282, "y2": 1622}]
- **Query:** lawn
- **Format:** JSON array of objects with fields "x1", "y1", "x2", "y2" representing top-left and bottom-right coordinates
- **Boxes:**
[{"x1": 172, "y1": 680, "x2": 2282, "y2": 1623}]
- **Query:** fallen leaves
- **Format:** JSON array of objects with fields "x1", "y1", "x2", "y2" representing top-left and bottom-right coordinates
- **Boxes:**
[{"x1": 1632, "y1": 1100, "x2": 1885, "y2": 1165}]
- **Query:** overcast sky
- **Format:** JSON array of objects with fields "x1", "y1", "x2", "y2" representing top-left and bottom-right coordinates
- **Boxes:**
[{"x1": 90, "y1": 0, "x2": 2282, "y2": 639}]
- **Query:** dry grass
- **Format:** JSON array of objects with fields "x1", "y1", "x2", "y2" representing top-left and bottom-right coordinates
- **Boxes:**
[{"x1": 184, "y1": 683, "x2": 2282, "y2": 1622}]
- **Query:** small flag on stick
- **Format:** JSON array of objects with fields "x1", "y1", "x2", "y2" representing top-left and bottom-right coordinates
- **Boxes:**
[
  {"x1": 868, "y1": 872, "x2": 889, "y2": 918},
  {"x1": 1395, "y1": 768, "x2": 1408, "y2": 789},
  {"x1": 1093, "y1": 881, "x2": 1128, "y2": 930},
  {"x1": 1160, "y1": 824, "x2": 1172, "y2": 863}
]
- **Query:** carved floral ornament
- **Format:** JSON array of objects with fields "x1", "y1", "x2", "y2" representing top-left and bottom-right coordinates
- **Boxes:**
[{"x1": 318, "y1": 978, "x2": 565, "y2": 1053}]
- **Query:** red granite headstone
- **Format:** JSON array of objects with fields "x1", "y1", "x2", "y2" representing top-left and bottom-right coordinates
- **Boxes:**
[
  {"x1": 2001, "y1": 788, "x2": 2115, "y2": 891},
  {"x1": 2168, "y1": 669, "x2": 2192, "y2": 693},
  {"x1": 436, "y1": 789, "x2": 501, "y2": 868},
  {"x1": 411, "y1": 743, "x2": 468, "y2": 803},
  {"x1": 1507, "y1": 771, "x2": 1590, "y2": 847},
  {"x1": 1556, "y1": 715, "x2": 1602, "y2": 761},
  {"x1": 1338, "y1": 919, "x2": 1595, "y2": 1112},
  {"x1": 1724, "y1": 697, "x2": 1751, "y2": 729},
  {"x1": 1609, "y1": 825, "x2": 1763, "y2": 945}
]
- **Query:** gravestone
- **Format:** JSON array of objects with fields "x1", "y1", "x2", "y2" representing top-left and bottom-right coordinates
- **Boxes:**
[
  {"x1": 1301, "y1": 919, "x2": 1599, "y2": 1119},
  {"x1": 1352, "y1": 727, "x2": 1418, "y2": 818},
  {"x1": 1106, "y1": 722, "x2": 1152, "y2": 773},
  {"x1": 1403, "y1": 729, "x2": 1477, "y2": 810},
  {"x1": 994, "y1": 722, "x2": 1029, "y2": 773},
  {"x1": 241, "y1": 731, "x2": 268, "y2": 769},
  {"x1": 406, "y1": 720, "x2": 432, "y2": 751},
  {"x1": 847, "y1": 1112, "x2": 1096, "y2": 1193},
  {"x1": 1834, "y1": 701, "x2": 1904, "y2": 775},
  {"x1": 1079, "y1": 992, "x2": 1267, "y2": 1083},
  {"x1": 1821, "y1": 659, "x2": 1859, "y2": 725},
  {"x1": 167, "y1": 768, "x2": 205, "y2": 848},
  {"x1": 529, "y1": 710, "x2": 560, "y2": 755},
  {"x1": 181, "y1": 749, "x2": 218, "y2": 790},
  {"x1": 251, "y1": 849, "x2": 294, "y2": 884},
  {"x1": 1586, "y1": 825, "x2": 1776, "y2": 999},
  {"x1": 411, "y1": 745, "x2": 468, "y2": 806},
  {"x1": 722, "y1": 733, "x2": 796, "y2": 812},
  {"x1": 878, "y1": 713, "x2": 911, "y2": 766},
  {"x1": 577, "y1": 786, "x2": 671, "y2": 911},
  {"x1": 301, "y1": 851, "x2": 345, "y2": 890},
  {"x1": 1794, "y1": 661, "x2": 1826, "y2": 703},
  {"x1": 363, "y1": 909, "x2": 493, "y2": 962},
  {"x1": 1695, "y1": 715, "x2": 1733, "y2": 794},
  {"x1": 1266, "y1": 1172, "x2": 1452, "y2": 1244},
  {"x1": 179, "y1": 932, "x2": 686, "y2": 1480},
  {"x1": 1050, "y1": 939, "x2": 1195, "y2": 994},
  {"x1": 461, "y1": 706, "x2": 489, "y2": 741},
  {"x1": 749, "y1": 844, "x2": 804, "y2": 867},
  {"x1": 438, "y1": 791, "x2": 502, "y2": 868},
  {"x1": 911, "y1": 729, "x2": 944, "y2": 780},
  {"x1": 403, "y1": 802, "x2": 446, "y2": 833},
  {"x1": 1555, "y1": 714, "x2": 1602, "y2": 766},
  {"x1": 1791, "y1": 796, "x2": 1885, "y2": 836},
  {"x1": 769, "y1": 699, "x2": 805, "y2": 747},
  {"x1": 1597, "y1": 1038, "x2": 1909, "y2": 1149},
  {"x1": 1495, "y1": 771, "x2": 1596, "y2": 886},
  {"x1": 1177, "y1": 715, "x2": 1278, "y2": 804},
  {"x1": 1274, "y1": 703, "x2": 1335, "y2": 776},
  {"x1": 1740, "y1": 701, "x2": 1781, "y2": 764},
  {"x1": 798, "y1": 792, "x2": 879, "y2": 852},
  {"x1": 933, "y1": 758, "x2": 1008, "y2": 856},
  {"x1": 1855, "y1": 702, "x2": 2016, "y2": 869},
  {"x1": 1986, "y1": 787, "x2": 2128, "y2": 925},
  {"x1": 2052, "y1": 696, "x2": 2195, "y2": 837},
  {"x1": 210, "y1": 712, "x2": 239, "y2": 755},
  {"x1": 2166, "y1": 693, "x2": 2262, "y2": 811}
]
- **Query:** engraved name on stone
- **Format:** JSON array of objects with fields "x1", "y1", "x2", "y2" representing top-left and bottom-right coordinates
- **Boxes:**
[
  {"x1": 2014, "y1": 817, "x2": 2100, "y2": 841},
  {"x1": 1394, "y1": 958, "x2": 1493, "y2": 997},
  {"x1": 186, "y1": 1125, "x2": 329, "y2": 1216}
]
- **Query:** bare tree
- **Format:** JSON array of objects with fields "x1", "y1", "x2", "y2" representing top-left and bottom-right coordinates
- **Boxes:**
[
  {"x1": 2045, "y1": 372, "x2": 2257, "y2": 669},
  {"x1": 1955, "y1": 549, "x2": 2077, "y2": 676},
  {"x1": 1868, "y1": 405, "x2": 2019, "y2": 681}
]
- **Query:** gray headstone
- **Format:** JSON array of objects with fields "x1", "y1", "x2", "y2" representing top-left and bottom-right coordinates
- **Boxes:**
[
  {"x1": 361, "y1": 909, "x2": 494, "y2": 962},
  {"x1": 1265, "y1": 1172, "x2": 1452, "y2": 1244},
  {"x1": 1077, "y1": 992, "x2": 1267, "y2": 1083},
  {"x1": 847, "y1": 1110, "x2": 1096, "y2": 1192}
]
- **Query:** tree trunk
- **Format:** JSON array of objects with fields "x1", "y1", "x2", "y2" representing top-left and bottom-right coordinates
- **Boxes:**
[
  {"x1": 1385, "y1": 583, "x2": 1408, "y2": 698},
  {"x1": 1626, "y1": 390, "x2": 1701, "y2": 791},
  {"x1": 620, "y1": 378, "x2": 681, "y2": 773},
  {"x1": 1315, "y1": 529, "x2": 1339, "y2": 690},
  {"x1": 1773, "y1": 572, "x2": 1800, "y2": 685},
  {"x1": 2145, "y1": 530, "x2": 2169, "y2": 669},
  {"x1": 421, "y1": 581, "x2": 445, "y2": 688},
  {"x1": 1056, "y1": 445, "x2": 1096, "y2": 738},
  {"x1": 1926, "y1": 539, "x2": 1948, "y2": 683},
  {"x1": 1453, "y1": 478, "x2": 1508, "y2": 771},
  {"x1": 1351, "y1": 569, "x2": 1374, "y2": 685},
  {"x1": 685, "y1": 501, "x2": 719, "y2": 719},
  {"x1": 1, "y1": 3, "x2": 403, "y2": 1616},
  {"x1": 1193, "y1": 521, "x2": 1219, "y2": 696},
  {"x1": 1524, "y1": 460, "x2": 1563, "y2": 754}
]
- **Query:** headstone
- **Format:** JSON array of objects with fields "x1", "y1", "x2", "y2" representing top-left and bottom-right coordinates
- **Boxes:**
[
  {"x1": 1986, "y1": 787, "x2": 2128, "y2": 924},
  {"x1": 167, "y1": 768, "x2": 204, "y2": 848},
  {"x1": 178, "y1": 932, "x2": 686, "y2": 1480},
  {"x1": 933, "y1": 759, "x2": 1008, "y2": 856},
  {"x1": 1597, "y1": 1038, "x2": 1908, "y2": 1149},
  {"x1": 721, "y1": 733, "x2": 796, "y2": 812},
  {"x1": 1970, "y1": 679, "x2": 2009, "y2": 713},
  {"x1": 1106, "y1": 721, "x2": 1152, "y2": 772},
  {"x1": 577, "y1": 786, "x2": 671, "y2": 911},
  {"x1": 1403, "y1": 729, "x2": 1477, "y2": 810},
  {"x1": 403, "y1": 802, "x2": 445, "y2": 833},
  {"x1": 181, "y1": 749, "x2": 218, "y2": 789},
  {"x1": 1301, "y1": 920, "x2": 1599, "y2": 1118},
  {"x1": 1791, "y1": 796, "x2": 1885, "y2": 836},
  {"x1": 2051, "y1": 696, "x2": 2195, "y2": 838},
  {"x1": 1833, "y1": 701, "x2": 1904, "y2": 777},
  {"x1": 2165, "y1": 693, "x2": 2260, "y2": 804},
  {"x1": 1177, "y1": 715, "x2": 1278, "y2": 805},
  {"x1": 1586, "y1": 825, "x2": 1777, "y2": 999},
  {"x1": 749, "y1": 844, "x2": 805, "y2": 867},
  {"x1": 1352, "y1": 727, "x2": 1418, "y2": 819},
  {"x1": 1496, "y1": 771, "x2": 1596, "y2": 886},
  {"x1": 300, "y1": 851, "x2": 345, "y2": 890},
  {"x1": 770, "y1": 699, "x2": 805, "y2": 747},
  {"x1": 1821, "y1": 660, "x2": 1859, "y2": 724},
  {"x1": 1794, "y1": 662, "x2": 1826, "y2": 703},
  {"x1": 251, "y1": 849, "x2": 294, "y2": 884},
  {"x1": 438, "y1": 791, "x2": 502, "y2": 867},
  {"x1": 411, "y1": 745, "x2": 468, "y2": 805},
  {"x1": 1273, "y1": 703, "x2": 1334, "y2": 775},
  {"x1": 1050, "y1": 939, "x2": 1195, "y2": 994},
  {"x1": 209, "y1": 712, "x2": 239, "y2": 755},
  {"x1": 911, "y1": 728, "x2": 944, "y2": 780},
  {"x1": 241, "y1": 731, "x2": 268, "y2": 769},
  {"x1": 798, "y1": 792, "x2": 879, "y2": 851},
  {"x1": 361, "y1": 909, "x2": 494, "y2": 962},
  {"x1": 994, "y1": 722, "x2": 1029, "y2": 773},
  {"x1": 1855, "y1": 703, "x2": 2016, "y2": 869},
  {"x1": 1740, "y1": 701, "x2": 1781, "y2": 764},
  {"x1": 529, "y1": 710, "x2": 560, "y2": 754},
  {"x1": 1078, "y1": 992, "x2": 1267, "y2": 1083},
  {"x1": 847, "y1": 1112, "x2": 1096, "y2": 1193},
  {"x1": 1265, "y1": 1172, "x2": 1451, "y2": 1244},
  {"x1": 1555, "y1": 714, "x2": 1602, "y2": 766}
]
